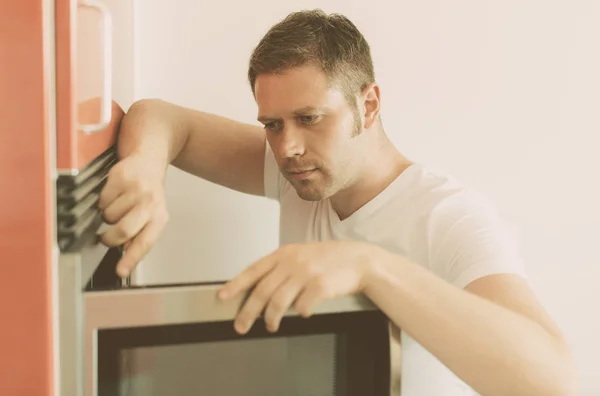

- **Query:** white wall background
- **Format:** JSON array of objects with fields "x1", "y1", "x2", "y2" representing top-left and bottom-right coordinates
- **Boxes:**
[{"x1": 124, "y1": 0, "x2": 599, "y2": 393}]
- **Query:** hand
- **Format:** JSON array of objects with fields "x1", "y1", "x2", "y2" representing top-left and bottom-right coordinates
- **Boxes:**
[
  {"x1": 218, "y1": 240, "x2": 375, "y2": 334},
  {"x1": 98, "y1": 154, "x2": 169, "y2": 278}
]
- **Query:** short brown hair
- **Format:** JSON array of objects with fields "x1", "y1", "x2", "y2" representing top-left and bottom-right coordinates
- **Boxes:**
[{"x1": 248, "y1": 9, "x2": 376, "y2": 104}]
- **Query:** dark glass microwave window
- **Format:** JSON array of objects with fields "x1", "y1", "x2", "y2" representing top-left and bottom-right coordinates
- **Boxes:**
[{"x1": 116, "y1": 334, "x2": 336, "y2": 396}]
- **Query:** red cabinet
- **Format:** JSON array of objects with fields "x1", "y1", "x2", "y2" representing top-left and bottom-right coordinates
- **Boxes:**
[{"x1": 0, "y1": 2, "x2": 55, "y2": 395}]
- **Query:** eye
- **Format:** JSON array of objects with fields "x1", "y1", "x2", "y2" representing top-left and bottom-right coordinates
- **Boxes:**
[
  {"x1": 264, "y1": 121, "x2": 281, "y2": 132},
  {"x1": 298, "y1": 115, "x2": 319, "y2": 125}
]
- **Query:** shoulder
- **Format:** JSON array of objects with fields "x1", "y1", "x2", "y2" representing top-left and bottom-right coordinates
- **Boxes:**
[
  {"x1": 386, "y1": 163, "x2": 500, "y2": 236},
  {"x1": 395, "y1": 164, "x2": 527, "y2": 287},
  {"x1": 399, "y1": 163, "x2": 505, "y2": 227}
]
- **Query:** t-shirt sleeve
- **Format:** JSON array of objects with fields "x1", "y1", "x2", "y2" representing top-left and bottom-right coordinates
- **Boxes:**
[
  {"x1": 263, "y1": 140, "x2": 287, "y2": 201},
  {"x1": 427, "y1": 193, "x2": 529, "y2": 289}
]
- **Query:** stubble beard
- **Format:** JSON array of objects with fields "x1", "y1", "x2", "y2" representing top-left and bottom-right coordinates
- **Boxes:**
[
  {"x1": 288, "y1": 169, "x2": 332, "y2": 201},
  {"x1": 286, "y1": 109, "x2": 364, "y2": 201}
]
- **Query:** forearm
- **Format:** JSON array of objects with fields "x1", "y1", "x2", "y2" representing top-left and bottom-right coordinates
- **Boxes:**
[{"x1": 363, "y1": 248, "x2": 575, "y2": 396}]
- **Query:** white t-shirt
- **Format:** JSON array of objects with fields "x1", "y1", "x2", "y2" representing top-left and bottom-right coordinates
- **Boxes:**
[{"x1": 263, "y1": 144, "x2": 528, "y2": 395}]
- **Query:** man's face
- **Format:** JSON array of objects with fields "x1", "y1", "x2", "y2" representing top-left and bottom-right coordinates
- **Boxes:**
[{"x1": 254, "y1": 65, "x2": 364, "y2": 201}]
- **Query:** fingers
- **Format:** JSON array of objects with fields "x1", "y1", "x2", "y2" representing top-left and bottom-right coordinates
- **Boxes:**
[
  {"x1": 100, "y1": 205, "x2": 150, "y2": 247},
  {"x1": 294, "y1": 282, "x2": 326, "y2": 318},
  {"x1": 263, "y1": 277, "x2": 305, "y2": 332},
  {"x1": 116, "y1": 216, "x2": 166, "y2": 278},
  {"x1": 219, "y1": 255, "x2": 276, "y2": 300},
  {"x1": 98, "y1": 166, "x2": 125, "y2": 211},
  {"x1": 123, "y1": 239, "x2": 133, "y2": 251},
  {"x1": 96, "y1": 156, "x2": 168, "y2": 279},
  {"x1": 232, "y1": 267, "x2": 286, "y2": 334},
  {"x1": 102, "y1": 192, "x2": 137, "y2": 224}
]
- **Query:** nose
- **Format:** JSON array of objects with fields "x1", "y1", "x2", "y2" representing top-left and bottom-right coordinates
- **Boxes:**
[{"x1": 277, "y1": 125, "x2": 305, "y2": 158}]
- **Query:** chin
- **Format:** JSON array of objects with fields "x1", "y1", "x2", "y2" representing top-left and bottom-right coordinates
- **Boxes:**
[
  {"x1": 285, "y1": 171, "x2": 336, "y2": 201},
  {"x1": 292, "y1": 182, "x2": 327, "y2": 201},
  {"x1": 296, "y1": 190, "x2": 325, "y2": 201}
]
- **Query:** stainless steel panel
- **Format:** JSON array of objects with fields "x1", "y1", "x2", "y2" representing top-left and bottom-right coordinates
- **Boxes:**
[
  {"x1": 58, "y1": 252, "x2": 84, "y2": 396},
  {"x1": 84, "y1": 283, "x2": 377, "y2": 329},
  {"x1": 58, "y1": 241, "x2": 110, "y2": 396}
]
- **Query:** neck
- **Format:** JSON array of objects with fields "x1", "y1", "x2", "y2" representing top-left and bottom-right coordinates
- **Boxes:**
[{"x1": 330, "y1": 126, "x2": 412, "y2": 221}]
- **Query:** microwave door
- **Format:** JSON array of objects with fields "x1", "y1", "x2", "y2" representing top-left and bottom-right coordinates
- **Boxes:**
[{"x1": 84, "y1": 282, "x2": 391, "y2": 396}]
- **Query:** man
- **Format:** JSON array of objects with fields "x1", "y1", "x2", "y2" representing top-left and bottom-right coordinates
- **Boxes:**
[{"x1": 98, "y1": 9, "x2": 576, "y2": 396}]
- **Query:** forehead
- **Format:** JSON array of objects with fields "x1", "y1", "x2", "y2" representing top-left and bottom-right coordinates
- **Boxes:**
[{"x1": 254, "y1": 65, "x2": 346, "y2": 118}]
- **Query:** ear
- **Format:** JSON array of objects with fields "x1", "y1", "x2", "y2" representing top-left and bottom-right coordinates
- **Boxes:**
[{"x1": 361, "y1": 82, "x2": 380, "y2": 129}]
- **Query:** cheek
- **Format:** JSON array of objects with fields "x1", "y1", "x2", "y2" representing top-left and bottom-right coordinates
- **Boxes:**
[
  {"x1": 311, "y1": 121, "x2": 357, "y2": 169},
  {"x1": 306, "y1": 126, "x2": 344, "y2": 162},
  {"x1": 319, "y1": 111, "x2": 356, "y2": 144}
]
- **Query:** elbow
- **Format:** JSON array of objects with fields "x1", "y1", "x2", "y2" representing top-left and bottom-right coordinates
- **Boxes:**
[{"x1": 128, "y1": 98, "x2": 164, "y2": 114}]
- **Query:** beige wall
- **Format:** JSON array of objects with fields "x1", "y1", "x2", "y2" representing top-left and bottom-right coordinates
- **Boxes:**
[{"x1": 129, "y1": 0, "x2": 600, "y2": 393}]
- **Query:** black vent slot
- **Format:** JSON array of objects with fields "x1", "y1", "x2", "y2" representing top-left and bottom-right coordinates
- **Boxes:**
[{"x1": 56, "y1": 147, "x2": 117, "y2": 252}]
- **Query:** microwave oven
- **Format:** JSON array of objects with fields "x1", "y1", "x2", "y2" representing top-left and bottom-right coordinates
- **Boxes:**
[{"x1": 59, "y1": 245, "x2": 392, "y2": 396}]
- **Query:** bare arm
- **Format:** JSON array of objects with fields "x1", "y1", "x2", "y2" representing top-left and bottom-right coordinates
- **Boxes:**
[
  {"x1": 99, "y1": 99, "x2": 267, "y2": 276},
  {"x1": 217, "y1": 237, "x2": 575, "y2": 395},
  {"x1": 364, "y1": 254, "x2": 577, "y2": 396},
  {"x1": 118, "y1": 98, "x2": 267, "y2": 196}
]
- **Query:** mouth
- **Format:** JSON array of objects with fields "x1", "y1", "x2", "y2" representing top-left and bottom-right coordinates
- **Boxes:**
[{"x1": 287, "y1": 168, "x2": 317, "y2": 180}]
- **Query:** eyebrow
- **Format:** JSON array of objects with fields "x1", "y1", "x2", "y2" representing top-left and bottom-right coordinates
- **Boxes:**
[{"x1": 257, "y1": 106, "x2": 327, "y2": 124}]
